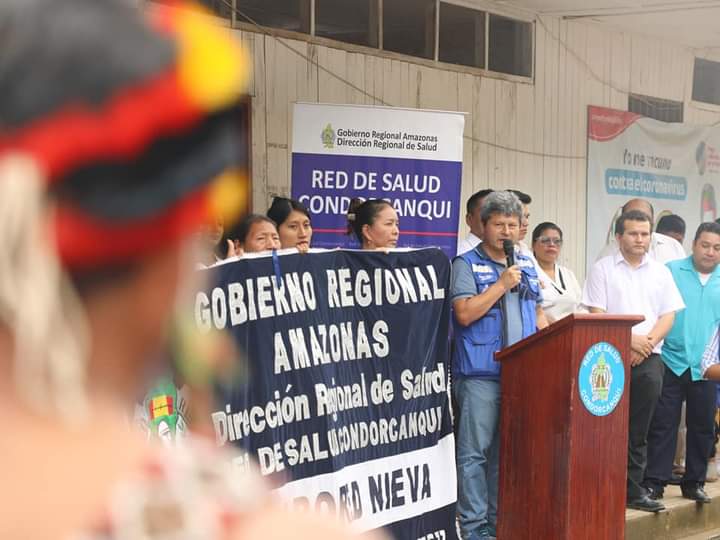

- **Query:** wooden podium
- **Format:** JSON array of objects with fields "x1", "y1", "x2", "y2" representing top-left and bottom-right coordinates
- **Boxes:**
[{"x1": 495, "y1": 313, "x2": 643, "y2": 540}]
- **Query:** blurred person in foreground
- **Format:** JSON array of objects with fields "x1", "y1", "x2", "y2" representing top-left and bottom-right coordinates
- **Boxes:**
[{"x1": 0, "y1": 2, "x2": 383, "y2": 540}]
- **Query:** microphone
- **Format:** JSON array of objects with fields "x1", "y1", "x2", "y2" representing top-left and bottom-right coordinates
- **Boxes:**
[{"x1": 502, "y1": 240, "x2": 518, "y2": 293}]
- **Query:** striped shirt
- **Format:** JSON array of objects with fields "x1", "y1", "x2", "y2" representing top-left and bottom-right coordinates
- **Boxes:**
[{"x1": 701, "y1": 327, "x2": 720, "y2": 378}]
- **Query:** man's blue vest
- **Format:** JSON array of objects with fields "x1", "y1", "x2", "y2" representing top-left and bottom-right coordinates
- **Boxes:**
[{"x1": 452, "y1": 246, "x2": 541, "y2": 379}]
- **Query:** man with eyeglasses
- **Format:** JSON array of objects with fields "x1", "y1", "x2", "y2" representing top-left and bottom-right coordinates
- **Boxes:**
[
  {"x1": 644, "y1": 222, "x2": 720, "y2": 504},
  {"x1": 583, "y1": 210, "x2": 685, "y2": 513}
]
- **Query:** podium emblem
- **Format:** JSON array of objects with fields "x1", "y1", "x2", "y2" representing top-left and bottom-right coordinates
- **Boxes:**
[{"x1": 578, "y1": 342, "x2": 625, "y2": 416}]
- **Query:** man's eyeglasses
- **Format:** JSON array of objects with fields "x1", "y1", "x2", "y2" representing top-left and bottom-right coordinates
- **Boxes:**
[{"x1": 538, "y1": 237, "x2": 563, "y2": 246}]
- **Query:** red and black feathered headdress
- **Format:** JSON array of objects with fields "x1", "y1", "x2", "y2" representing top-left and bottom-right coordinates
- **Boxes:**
[{"x1": 0, "y1": 0, "x2": 250, "y2": 268}]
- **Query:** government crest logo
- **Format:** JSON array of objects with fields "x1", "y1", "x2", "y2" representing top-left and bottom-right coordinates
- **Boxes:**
[
  {"x1": 591, "y1": 356, "x2": 611, "y2": 401},
  {"x1": 578, "y1": 342, "x2": 625, "y2": 417},
  {"x1": 321, "y1": 123, "x2": 335, "y2": 149}
]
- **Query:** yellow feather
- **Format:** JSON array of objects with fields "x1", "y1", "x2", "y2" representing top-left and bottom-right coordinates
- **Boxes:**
[{"x1": 175, "y1": 7, "x2": 250, "y2": 110}]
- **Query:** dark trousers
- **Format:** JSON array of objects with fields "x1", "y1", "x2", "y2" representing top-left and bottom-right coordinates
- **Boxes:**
[
  {"x1": 644, "y1": 367, "x2": 716, "y2": 489},
  {"x1": 627, "y1": 354, "x2": 665, "y2": 499}
]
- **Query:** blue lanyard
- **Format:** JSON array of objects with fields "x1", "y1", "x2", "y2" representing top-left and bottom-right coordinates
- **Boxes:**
[{"x1": 271, "y1": 249, "x2": 282, "y2": 285}]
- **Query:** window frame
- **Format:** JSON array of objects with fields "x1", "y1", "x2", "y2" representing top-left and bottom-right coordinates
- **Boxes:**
[
  {"x1": 690, "y1": 56, "x2": 720, "y2": 112},
  {"x1": 438, "y1": 1, "x2": 487, "y2": 70},
  {"x1": 313, "y1": 0, "x2": 377, "y2": 48},
  {"x1": 224, "y1": 0, "x2": 536, "y2": 84},
  {"x1": 229, "y1": 0, "x2": 312, "y2": 33},
  {"x1": 486, "y1": 11, "x2": 534, "y2": 79},
  {"x1": 628, "y1": 93, "x2": 684, "y2": 124}
]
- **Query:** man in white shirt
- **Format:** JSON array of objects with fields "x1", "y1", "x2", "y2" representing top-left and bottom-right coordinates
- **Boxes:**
[
  {"x1": 596, "y1": 198, "x2": 686, "y2": 264},
  {"x1": 583, "y1": 209, "x2": 685, "y2": 513},
  {"x1": 457, "y1": 189, "x2": 494, "y2": 255}
]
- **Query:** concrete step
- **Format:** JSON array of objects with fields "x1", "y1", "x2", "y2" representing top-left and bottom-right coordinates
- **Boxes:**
[
  {"x1": 673, "y1": 527, "x2": 720, "y2": 540},
  {"x1": 627, "y1": 482, "x2": 720, "y2": 540}
]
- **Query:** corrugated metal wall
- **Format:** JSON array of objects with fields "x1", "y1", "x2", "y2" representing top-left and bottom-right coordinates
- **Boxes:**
[{"x1": 235, "y1": 15, "x2": 720, "y2": 277}]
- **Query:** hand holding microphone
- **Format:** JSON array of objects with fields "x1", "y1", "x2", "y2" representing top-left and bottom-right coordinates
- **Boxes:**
[{"x1": 502, "y1": 239, "x2": 521, "y2": 293}]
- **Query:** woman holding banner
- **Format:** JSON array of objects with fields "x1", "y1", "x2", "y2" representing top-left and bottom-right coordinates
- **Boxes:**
[
  {"x1": 267, "y1": 196, "x2": 313, "y2": 252},
  {"x1": 347, "y1": 198, "x2": 400, "y2": 250},
  {"x1": 236, "y1": 214, "x2": 282, "y2": 253}
]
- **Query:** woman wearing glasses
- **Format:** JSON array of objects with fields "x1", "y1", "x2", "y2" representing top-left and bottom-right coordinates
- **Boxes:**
[{"x1": 531, "y1": 222, "x2": 583, "y2": 323}]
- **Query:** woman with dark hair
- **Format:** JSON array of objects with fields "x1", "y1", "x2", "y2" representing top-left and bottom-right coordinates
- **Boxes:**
[
  {"x1": 237, "y1": 214, "x2": 281, "y2": 253},
  {"x1": 267, "y1": 196, "x2": 313, "y2": 252},
  {"x1": 200, "y1": 214, "x2": 279, "y2": 265},
  {"x1": 346, "y1": 198, "x2": 399, "y2": 250},
  {"x1": 531, "y1": 222, "x2": 583, "y2": 323}
]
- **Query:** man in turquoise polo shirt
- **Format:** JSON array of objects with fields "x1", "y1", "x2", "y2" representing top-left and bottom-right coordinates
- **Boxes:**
[{"x1": 644, "y1": 222, "x2": 720, "y2": 502}]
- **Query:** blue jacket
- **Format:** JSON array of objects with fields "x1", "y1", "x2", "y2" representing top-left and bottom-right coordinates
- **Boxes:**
[{"x1": 452, "y1": 246, "x2": 541, "y2": 379}]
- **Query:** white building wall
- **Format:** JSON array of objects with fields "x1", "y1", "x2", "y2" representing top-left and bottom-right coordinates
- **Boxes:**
[{"x1": 234, "y1": 15, "x2": 720, "y2": 277}]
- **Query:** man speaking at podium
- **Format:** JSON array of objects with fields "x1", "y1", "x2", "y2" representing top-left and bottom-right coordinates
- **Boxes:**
[{"x1": 451, "y1": 190, "x2": 548, "y2": 540}]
